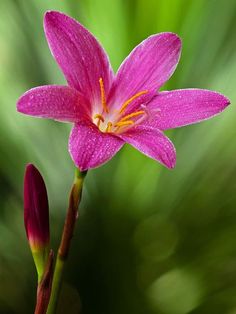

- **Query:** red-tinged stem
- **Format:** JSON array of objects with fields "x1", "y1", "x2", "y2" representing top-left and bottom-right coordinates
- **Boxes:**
[
  {"x1": 35, "y1": 250, "x2": 54, "y2": 314},
  {"x1": 46, "y1": 169, "x2": 87, "y2": 314}
]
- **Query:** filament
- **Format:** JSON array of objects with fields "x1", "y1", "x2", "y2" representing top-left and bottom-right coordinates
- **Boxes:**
[
  {"x1": 99, "y1": 78, "x2": 109, "y2": 113},
  {"x1": 119, "y1": 90, "x2": 148, "y2": 114},
  {"x1": 115, "y1": 120, "x2": 134, "y2": 127},
  {"x1": 118, "y1": 110, "x2": 145, "y2": 123}
]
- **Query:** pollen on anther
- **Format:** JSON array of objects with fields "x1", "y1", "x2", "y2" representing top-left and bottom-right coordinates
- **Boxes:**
[
  {"x1": 94, "y1": 113, "x2": 105, "y2": 128},
  {"x1": 105, "y1": 122, "x2": 113, "y2": 133}
]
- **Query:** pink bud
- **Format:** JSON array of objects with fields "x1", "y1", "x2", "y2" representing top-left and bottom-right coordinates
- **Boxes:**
[{"x1": 24, "y1": 164, "x2": 50, "y2": 252}]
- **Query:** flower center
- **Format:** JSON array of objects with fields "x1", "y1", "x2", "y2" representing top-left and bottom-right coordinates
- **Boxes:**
[{"x1": 93, "y1": 78, "x2": 148, "y2": 133}]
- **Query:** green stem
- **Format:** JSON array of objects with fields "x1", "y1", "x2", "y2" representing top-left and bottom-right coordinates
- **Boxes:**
[
  {"x1": 46, "y1": 258, "x2": 63, "y2": 313},
  {"x1": 35, "y1": 250, "x2": 54, "y2": 314},
  {"x1": 46, "y1": 169, "x2": 87, "y2": 314}
]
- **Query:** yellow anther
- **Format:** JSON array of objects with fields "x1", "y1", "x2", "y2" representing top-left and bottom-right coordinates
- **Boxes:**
[
  {"x1": 118, "y1": 110, "x2": 145, "y2": 123},
  {"x1": 94, "y1": 113, "x2": 105, "y2": 122},
  {"x1": 115, "y1": 120, "x2": 134, "y2": 127},
  {"x1": 105, "y1": 122, "x2": 113, "y2": 133},
  {"x1": 94, "y1": 113, "x2": 105, "y2": 128},
  {"x1": 99, "y1": 78, "x2": 109, "y2": 113},
  {"x1": 119, "y1": 90, "x2": 148, "y2": 114}
]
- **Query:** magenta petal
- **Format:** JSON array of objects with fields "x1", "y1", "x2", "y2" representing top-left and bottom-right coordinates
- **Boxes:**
[
  {"x1": 118, "y1": 125, "x2": 176, "y2": 169},
  {"x1": 44, "y1": 11, "x2": 114, "y2": 104},
  {"x1": 69, "y1": 122, "x2": 124, "y2": 170},
  {"x1": 17, "y1": 85, "x2": 88, "y2": 122},
  {"x1": 109, "y1": 33, "x2": 181, "y2": 106},
  {"x1": 145, "y1": 89, "x2": 230, "y2": 130}
]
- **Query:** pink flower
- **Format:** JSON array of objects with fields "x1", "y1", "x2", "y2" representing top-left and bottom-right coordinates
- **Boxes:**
[{"x1": 17, "y1": 11, "x2": 230, "y2": 171}]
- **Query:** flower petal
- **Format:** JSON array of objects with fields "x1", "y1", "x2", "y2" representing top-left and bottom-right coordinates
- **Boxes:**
[
  {"x1": 69, "y1": 121, "x2": 124, "y2": 170},
  {"x1": 44, "y1": 11, "x2": 114, "y2": 104},
  {"x1": 145, "y1": 89, "x2": 230, "y2": 130},
  {"x1": 109, "y1": 33, "x2": 181, "y2": 106},
  {"x1": 17, "y1": 85, "x2": 88, "y2": 122},
  {"x1": 118, "y1": 125, "x2": 176, "y2": 169}
]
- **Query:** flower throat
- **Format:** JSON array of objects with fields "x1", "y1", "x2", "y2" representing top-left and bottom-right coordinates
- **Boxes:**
[{"x1": 93, "y1": 78, "x2": 148, "y2": 133}]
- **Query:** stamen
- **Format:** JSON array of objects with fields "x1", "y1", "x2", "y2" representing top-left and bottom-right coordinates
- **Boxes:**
[
  {"x1": 94, "y1": 113, "x2": 105, "y2": 128},
  {"x1": 115, "y1": 120, "x2": 134, "y2": 127},
  {"x1": 105, "y1": 122, "x2": 113, "y2": 133},
  {"x1": 99, "y1": 78, "x2": 109, "y2": 113},
  {"x1": 118, "y1": 110, "x2": 145, "y2": 123},
  {"x1": 94, "y1": 114, "x2": 105, "y2": 122},
  {"x1": 119, "y1": 90, "x2": 148, "y2": 114}
]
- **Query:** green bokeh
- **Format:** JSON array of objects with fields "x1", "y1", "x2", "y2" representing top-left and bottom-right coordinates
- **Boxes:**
[{"x1": 0, "y1": 0, "x2": 236, "y2": 313}]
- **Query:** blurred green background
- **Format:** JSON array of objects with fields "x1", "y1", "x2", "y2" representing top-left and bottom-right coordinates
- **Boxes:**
[{"x1": 0, "y1": 0, "x2": 236, "y2": 313}]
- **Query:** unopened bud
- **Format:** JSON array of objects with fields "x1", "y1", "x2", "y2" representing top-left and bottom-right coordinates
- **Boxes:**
[{"x1": 24, "y1": 164, "x2": 50, "y2": 281}]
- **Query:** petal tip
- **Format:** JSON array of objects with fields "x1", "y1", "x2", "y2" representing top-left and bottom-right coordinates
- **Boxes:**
[
  {"x1": 223, "y1": 95, "x2": 231, "y2": 107},
  {"x1": 211, "y1": 90, "x2": 231, "y2": 111},
  {"x1": 167, "y1": 32, "x2": 182, "y2": 58},
  {"x1": 44, "y1": 10, "x2": 54, "y2": 24},
  {"x1": 16, "y1": 89, "x2": 33, "y2": 114},
  {"x1": 169, "y1": 159, "x2": 176, "y2": 169},
  {"x1": 16, "y1": 95, "x2": 25, "y2": 113},
  {"x1": 16, "y1": 100, "x2": 21, "y2": 112},
  {"x1": 44, "y1": 10, "x2": 59, "y2": 20},
  {"x1": 151, "y1": 32, "x2": 182, "y2": 49},
  {"x1": 44, "y1": 10, "x2": 64, "y2": 29},
  {"x1": 162, "y1": 32, "x2": 182, "y2": 47},
  {"x1": 166, "y1": 31, "x2": 181, "y2": 39},
  {"x1": 166, "y1": 152, "x2": 176, "y2": 169},
  {"x1": 44, "y1": 10, "x2": 73, "y2": 25}
]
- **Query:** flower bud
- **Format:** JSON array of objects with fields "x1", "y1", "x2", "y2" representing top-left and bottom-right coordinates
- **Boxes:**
[{"x1": 24, "y1": 164, "x2": 50, "y2": 281}]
